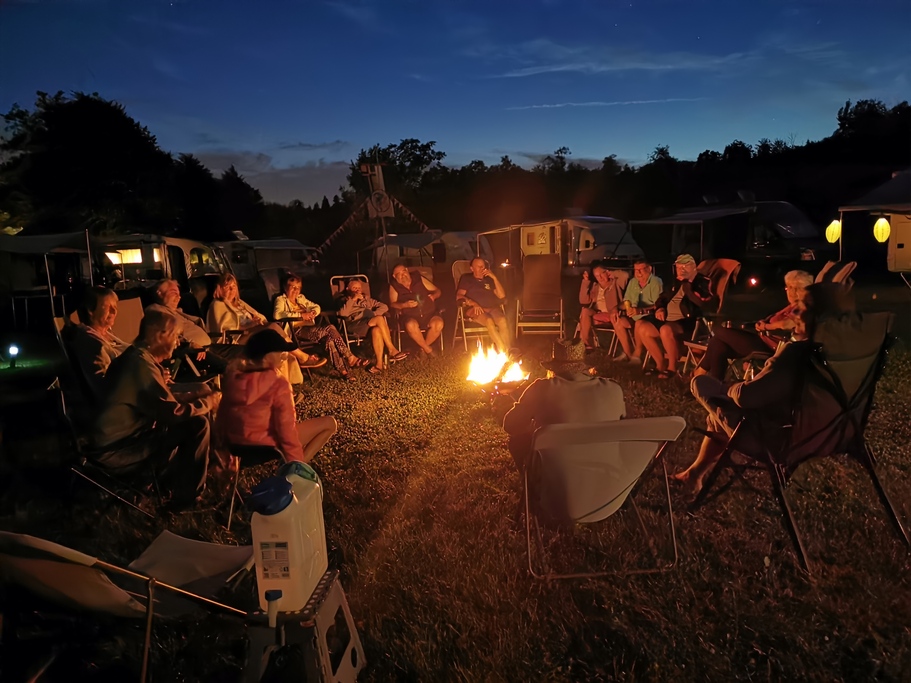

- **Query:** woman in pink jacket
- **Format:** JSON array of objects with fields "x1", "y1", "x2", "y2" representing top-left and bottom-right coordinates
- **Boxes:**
[{"x1": 216, "y1": 329, "x2": 337, "y2": 463}]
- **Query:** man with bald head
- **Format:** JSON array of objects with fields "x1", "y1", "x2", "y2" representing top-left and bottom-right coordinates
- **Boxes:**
[
  {"x1": 388, "y1": 265, "x2": 444, "y2": 355},
  {"x1": 456, "y1": 257, "x2": 509, "y2": 353}
]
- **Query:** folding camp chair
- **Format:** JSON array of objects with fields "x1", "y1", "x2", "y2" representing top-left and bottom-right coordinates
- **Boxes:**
[
  {"x1": 516, "y1": 253, "x2": 564, "y2": 338},
  {"x1": 391, "y1": 268, "x2": 444, "y2": 354},
  {"x1": 224, "y1": 444, "x2": 284, "y2": 531},
  {"x1": 692, "y1": 312, "x2": 909, "y2": 573},
  {"x1": 525, "y1": 416, "x2": 687, "y2": 579},
  {"x1": 451, "y1": 259, "x2": 508, "y2": 352},
  {"x1": 0, "y1": 530, "x2": 250, "y2": 683},
  {"x1": 815, "y1": 260, "x2": 857, "y2": 289},
  {"x1": 574, "y1": 269, "x2": 631, "y2": 354},
  {"x1": 329, "y1": 273, "x2": 373, "y2": 349},
  {"x1": 681, "y1": 258, "x2": 741, "y2": 372}
]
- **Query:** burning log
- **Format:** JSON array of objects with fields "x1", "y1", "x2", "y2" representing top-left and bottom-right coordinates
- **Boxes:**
[{"x1": 467, "y1": 345, "x2": 529, "y2": 402}]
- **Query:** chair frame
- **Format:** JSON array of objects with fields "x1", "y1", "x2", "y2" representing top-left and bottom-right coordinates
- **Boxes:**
[
  {"x1": 451, "y1": 259, "x2": 506, "y2": 352},
  {"x1": 225, "y1": 444, "x2": 284, "y2": 531},
  {"x1": 524, "y1": 417, "x2": 686, "y2": 580},
  {"x1": 692, "y1": 333, "x2": 910, "y2": 573}
]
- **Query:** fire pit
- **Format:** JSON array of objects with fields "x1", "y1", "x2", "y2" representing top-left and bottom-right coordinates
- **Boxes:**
[{"x1": 467, "y1": 345, "x2": 529, "y2": 403}]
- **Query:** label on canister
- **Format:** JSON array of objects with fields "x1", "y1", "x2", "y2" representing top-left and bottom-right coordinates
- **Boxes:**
[{"x1": 259, "y1": 541, "x2": 291, "y2": 579}]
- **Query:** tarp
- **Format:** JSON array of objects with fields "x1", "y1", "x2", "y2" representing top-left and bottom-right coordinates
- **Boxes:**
[
  {"x1": 630, "y1": 206, "x2": 753, "y2": 226},
  {"x1": 0, "y1": 231, "x2": 89, "y2": 255},
  {"x1": 839, "y1": 171, "x2": 911, "y2": 213},
  {"x1": 367, "y1": 230, "x2": 442, "y2": 250},
  {"x1": 631, "y1": 202, "x2": 817, "y2": 239}
]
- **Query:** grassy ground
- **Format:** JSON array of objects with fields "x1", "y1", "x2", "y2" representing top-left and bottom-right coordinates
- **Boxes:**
[{"x1": 1, "y1": 337, "x2": 910, "y2": 682}]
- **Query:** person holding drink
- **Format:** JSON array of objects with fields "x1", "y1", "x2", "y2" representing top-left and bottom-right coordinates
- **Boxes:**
[{"x1": 618, "y1": 260, "x2": 663, "y2": 363}]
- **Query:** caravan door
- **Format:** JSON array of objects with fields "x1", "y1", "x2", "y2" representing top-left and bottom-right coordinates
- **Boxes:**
[
  {"x1": 520, "y1": 223, "x2": 561, "y2": 257},
  {"x1": 888, "y1": 213, "x2": 911, "y2": 272}
]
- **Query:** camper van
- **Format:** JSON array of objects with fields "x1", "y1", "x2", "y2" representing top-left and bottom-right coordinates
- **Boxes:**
[
  {"x1": 368, "y1": 231, "x2": 494, "y2": 278},
  {"x1": 96, "y1": 234, "x2": 230, "y2": 315},
  {"x1": 480, "y1": 216, "x2": 644, "y2": 273}
]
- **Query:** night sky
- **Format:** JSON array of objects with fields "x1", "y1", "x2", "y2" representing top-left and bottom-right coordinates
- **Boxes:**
[{"x1": 2, "y1": 0, "x2": 909, "y2": 205}]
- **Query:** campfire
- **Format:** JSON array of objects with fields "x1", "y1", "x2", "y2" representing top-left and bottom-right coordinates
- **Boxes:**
[{"x1": 467, "y1": 345, "x2": 529, "y2": 399}]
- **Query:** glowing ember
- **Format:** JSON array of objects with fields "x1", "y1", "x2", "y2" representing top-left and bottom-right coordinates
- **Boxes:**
[{"x1": 467, "y1": 345, "x2": 528, "y2": 385}]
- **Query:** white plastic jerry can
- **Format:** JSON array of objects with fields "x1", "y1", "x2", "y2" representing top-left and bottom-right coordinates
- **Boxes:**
[
  {"x1": 278, "y1": 462, "x2": 329, "y2": 602},
  {"x1": 249, "y1": 476, "x2": 313, "y2": 612}
]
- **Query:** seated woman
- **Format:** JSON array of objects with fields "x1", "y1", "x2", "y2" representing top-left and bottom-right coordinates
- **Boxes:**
[
  {"x1": 216, "y1": 329, "x2": 338, "y2": 464},
  {"x1": 68, "y1": 286, "x2": 131, "y2": 399},
  {"x1": 337, "y1": 279, "x2": 407, "y2": 373},
  {"x1": 206, "y1": 273, "x2": 322, "y2": 371},
  {"x1": 274, "y1": 274, "x2": 368, "y2": 381},
  {"x1": 693, "y1": 270, "x2": 813, "y2": 381}
]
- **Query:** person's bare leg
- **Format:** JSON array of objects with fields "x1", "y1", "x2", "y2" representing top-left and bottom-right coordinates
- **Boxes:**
[
  {"x1": 424, "y1": 316, "x2": 444, "y2": 350},
  {"x1": 495, "y1": 315, "x2": 511, "y2": 351},
  {"x1": 372, "y1": 316, "x2": 400, "y2": 354},
  {"x1": 404, "y1": 319, "x2": 432, "y2": 353},
  {"x1": 632, "y1": 319, "x2": 646, "y2": 358},
  {"x1": 660, "y1": 324, "x2": 681, "y2": 373},
  {"x1": 295, "y1": 416, "x2": 339, "y2": 462},
  {"x1": 370, "y1": 326, "x2": 385, "y2": 369},
  {"x1": 671, "y1": 432, "x2": 728, "y2": 496},
  {"x1": 579, "y1": 307, "x2": 594, "y2": 346},
  {"x1": 638, "y1": 322, "x2": 666, "y2": 371},
  {"x1": 614, "y1": 317, "x2": 634, "y2": 357},
  {"x1": 479, "y1": 314, "x2": 506, "y2": 353}
]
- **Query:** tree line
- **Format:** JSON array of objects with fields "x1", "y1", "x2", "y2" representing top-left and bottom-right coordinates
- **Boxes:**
[{"x1": 1, "y1": 91, "x2": 908, "y2": 266}]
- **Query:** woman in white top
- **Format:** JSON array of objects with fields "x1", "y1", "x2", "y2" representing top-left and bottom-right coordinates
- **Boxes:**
[
  {"x1": 207, "y1": 273, "x2": 323, "y2": 370},
  {"x1": 273, "y1": 274, "x2": 368, "y2": 381}
]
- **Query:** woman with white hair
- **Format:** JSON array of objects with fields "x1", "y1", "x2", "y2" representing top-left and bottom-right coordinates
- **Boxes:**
[{"x1": 693, "y1": 269, "x2": 813, "y2": 381}]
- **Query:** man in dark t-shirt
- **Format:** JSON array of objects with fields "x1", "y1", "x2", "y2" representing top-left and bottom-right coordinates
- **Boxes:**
[{"x1": 456, "y1": 258, "x2": 510, "y2": 353}]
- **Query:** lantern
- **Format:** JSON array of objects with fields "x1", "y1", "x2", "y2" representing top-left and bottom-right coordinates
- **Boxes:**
[
  {"x1": 825, "y1": 219, "x2": 841, "y2": 244},
  {"x1": 873, "y1": 217, "x2": 891, "y2": 243}
]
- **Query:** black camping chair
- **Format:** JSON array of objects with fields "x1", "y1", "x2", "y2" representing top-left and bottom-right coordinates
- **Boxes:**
[
  {"x1": 692, "y1": 311, "x2": 909, "y2": 573},
  {"x1": 225, "y1": 444, "x2": 284, "y2": 531}
]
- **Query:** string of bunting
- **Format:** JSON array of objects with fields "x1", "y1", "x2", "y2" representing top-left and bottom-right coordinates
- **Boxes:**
[
  {"x1": 390, "y1": 195, "x2": 432, "y2": 233},
  {"x1": 308, "y1": 198, "x2": 369, "y2": 261}
]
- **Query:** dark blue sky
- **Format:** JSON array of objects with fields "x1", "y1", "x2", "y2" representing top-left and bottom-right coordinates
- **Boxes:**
[{"x1": 2, "y1": 0, "x2": 909, "y2": 205}]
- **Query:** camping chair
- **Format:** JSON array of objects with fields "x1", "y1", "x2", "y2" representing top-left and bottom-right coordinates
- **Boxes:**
[
  {"x1": 515, "y1": 253, "x2": 564, "y2": 338},
  {"x1": 329, "y1": 274, "x2": 375, "y2": 350},
  {"x1": 680, "y1": 258, "x2": 741, "y2": 373},
  {"x1": 224, "y1": 444, "x2": 284, "y2": 531},
  {"x1": 525, "y1": 416, "x2": 687, "y2": 579},
  {"x1": 0, "y1": 530, "x2": 251, "y2": 683},
  {"x1": 691, "y1": 312, "x2": 909, "y2": 574},
  {"x1": 815, "y1": 260, "x2": 857, "y2": 289},
  {"x1": 391, "y1": 269, "x2": 444, "y2": 354},
  {"x1": 581, "y1": 269, "x2": 631, "y2": 355},
  {"x1": 451, "y1": 259, "x2": 508, "y2": 352}
]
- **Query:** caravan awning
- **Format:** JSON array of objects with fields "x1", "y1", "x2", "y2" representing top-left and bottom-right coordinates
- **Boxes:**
[
  {"x1": 630, "y1": 207, "x2": 753, "y2": 226},
  {"x1": 0, "y1": 231, "x2": 89, "y2": 255},
  {"x1": 839, "y1": 171, "x2": 911, "y2": 213},
  {"x1": 367, "y1": 230, "x2": 442, "y2": 250}
]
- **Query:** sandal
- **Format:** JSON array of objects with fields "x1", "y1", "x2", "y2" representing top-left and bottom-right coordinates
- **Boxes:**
[
  {"x1": 389, "y1": 351, "x2": 408, "y2": 362},
  {"x1": 340, "y1": 372, "x2": 357, "y2": 382},
  {"x1": 367, "y1": 365, "x2": 384, "y2": 374},
  {"x1": 656, "y1": 370, "x2": 676, "y2": 380},
  {"x1": 349, "y1": 357, "x2": 369, "y2": 368}
]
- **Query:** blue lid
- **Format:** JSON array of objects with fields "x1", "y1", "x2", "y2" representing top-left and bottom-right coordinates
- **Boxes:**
[
  {"x1": 265, "y1": 589, "x2": 283, "y2": 602},
  {"x1": 278, "y1": 461, "x2": 320, "y2": 486},
  {"x1": 248, "y1": 476, "x2": 293, "y2": 515}
]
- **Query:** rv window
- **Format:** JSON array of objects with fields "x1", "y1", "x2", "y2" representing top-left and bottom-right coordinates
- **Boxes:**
[
  {"x1": 189, "y1": 247, "x2": 220, "y2": 276},
  {"x1": 583, "y1": 239, "x2": 592, "y2": 249},
  {"x1": 232, "y1": 250, "x2": 249, "y2": 264},
  {"x1": 526, "y1": 233, "x2": 535, "y2": 246}
]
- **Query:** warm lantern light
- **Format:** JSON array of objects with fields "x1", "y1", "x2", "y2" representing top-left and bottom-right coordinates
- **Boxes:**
[
  {"x1": 825, "y1": 220, "x2": 842, "y2": 244},
  {"x1": 873, "y1": 217, "x2": 891, "y2": 243}
]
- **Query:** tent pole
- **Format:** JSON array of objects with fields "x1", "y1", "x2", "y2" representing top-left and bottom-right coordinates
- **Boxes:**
[
  {"x1": 381, "y1": 213, "x2": 390, "y2": 283},
  {"x1": 84, "y1": 229, "x2": 95, "y2": 286},
  {"x1": 838, "y1": 210, "x2": 844, "y2": 261},
  {"x1": 43, "y1": 253, "x2": 56, "y2": 319}
]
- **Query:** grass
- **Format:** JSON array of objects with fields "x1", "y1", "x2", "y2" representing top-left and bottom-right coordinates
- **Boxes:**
[{"x1": 1, "y1": 338, "x2": 911, "y2": 682}]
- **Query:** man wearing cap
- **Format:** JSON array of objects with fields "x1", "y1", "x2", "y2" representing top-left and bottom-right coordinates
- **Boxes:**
[
  {"x1": 92, "y1": 307, "x2": 219, "y2": 508},
  {"x1": 503, "y1": 338, "x2": 626, "y2": 473},
  {"x1": 635, "y1": 254, "x2": 713, "y2": 379},
  {"x1": 217, "y1": 329, "x2": 338, "y2": 464}
]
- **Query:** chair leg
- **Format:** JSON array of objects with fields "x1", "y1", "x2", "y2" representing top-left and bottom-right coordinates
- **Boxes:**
[
  {"x1": 768, "y1": 463, "x2": 812, "y2": 574},
  {"x1": 70, "y1": 465, "x2": 154, "y2": 518},
  {"x1": 861, "y1": 442, "x2": 911, "y2": 546},
  {"x1": 226, "y1": 465, "x2": 241, "y2": 531}
]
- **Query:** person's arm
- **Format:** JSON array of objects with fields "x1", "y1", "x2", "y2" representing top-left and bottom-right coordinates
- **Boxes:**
[
  {"x1": 422, "y1": 277, "x2": 441, "y2": 301},
  {"x1": 299, "y1": 294, "x2": 321, "y2": 317},
  {"x1": 684, "y1": 274, "x2": 714, "y2": 308},
  {"x1": 489, "y1": 273, "x2": 506, "y2": 300},
  {"x1": 137, "y1": 362, "x2": 217, "y2": 425},
  {"x1": 270, "y1": 379, "x2": 307, "y2": 462},
  {"x1": 207, "y1": 300, "x2": 234, "y2": 333},
  {"x1": 337, "y1": 295, "x2": 359, "y2": 318},
  {"x1": 388, "y1": 285, "x2": 405, "y2": 309},
  {"x1": 239, "y1": 298, "x2": 267, "y2": 326},
  {"x1": 369, "y1": 297, "x2": 389, "y2": 316},
  {"x1": 579, "y1": 273, "x2": 593, "y2": 305},
  {"x1": 727, "y1": 343, "x2": 807, "y2": 411},
  {"x1": 621, "y1": 279, "x2": 635, "y2": 307},
  {"x1": 274, "y1": 295, "x2": 299, "y2": 321}
]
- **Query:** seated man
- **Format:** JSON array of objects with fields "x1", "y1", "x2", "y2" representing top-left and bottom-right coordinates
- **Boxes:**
[
  {"x1": 388, "y1": 265, "x2": 444, "y2": 356},
  {"x1": 672, "y1": 283, "x2": 846, "y2": 498},
  {"x1": 456, "y1": 258, "x2": 510, "y2": 353},
  {"x1": 635, "y1": 254, "x2": 713, "y2": 379},
  {"x1": 503, "y1": 338, "x2": 625, "y2": 473},
  {"x1": 68, "y1": 286, "x2": 131, "y2": 399},
  {"x1": 578, "y1": 266, "x2": 622, "y2": 353},
  {"x1": 337, "y1": 279, "x2": 407, "y2": 373},
  {"x1": 92, "y1": 307, "x2": 219, "y2": 508},
  {"x1": 616, "y1": 260, "x2": 663, "y2": 363},
  {"x1": 693, "y1": 270, "x2": 812, "y2": 380}
]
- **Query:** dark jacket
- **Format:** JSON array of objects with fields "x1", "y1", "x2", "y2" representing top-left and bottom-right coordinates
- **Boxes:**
[{"x1": 654, "y1": 273, "x2": 714, "y2": 319}]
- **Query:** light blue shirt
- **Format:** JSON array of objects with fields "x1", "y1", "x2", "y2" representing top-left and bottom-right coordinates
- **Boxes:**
[{"x1": 622, "y1": 274, "x2": 663, "y2": 320}]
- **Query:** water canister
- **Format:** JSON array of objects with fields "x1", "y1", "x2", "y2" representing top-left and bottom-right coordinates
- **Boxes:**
[
  {"x1": 249, "y1": 476, "x2": 314, "y2": 612},
  {"x1": 278, "y1": 461, "x2": 328, "y2": 597}
]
